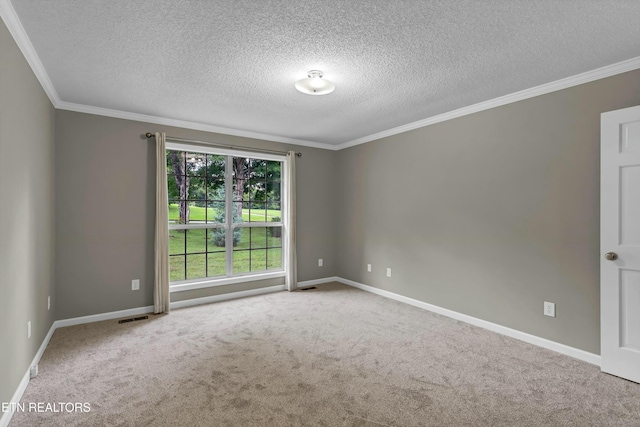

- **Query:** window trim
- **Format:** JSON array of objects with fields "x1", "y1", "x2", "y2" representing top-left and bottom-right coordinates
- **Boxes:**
[
  {"x1": 170, "y1": 271, "x2": 286, "y2": 293},
  {"x1": 165, "y1": 141, "x2": 286, "y2": 291},
  {"x1": 166, "y1": 141, "x2": 285, "y2": 162}
]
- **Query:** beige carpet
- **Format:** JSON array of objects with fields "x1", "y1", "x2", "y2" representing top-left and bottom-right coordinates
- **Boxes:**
[{"x1": 10, "y1": 282, "x2": 640, "y2": 426}]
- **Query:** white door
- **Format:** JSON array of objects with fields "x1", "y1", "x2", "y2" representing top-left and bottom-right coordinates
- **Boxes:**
[{"x1": 601, "y1": 105, "x2": 640, "y2": 383}]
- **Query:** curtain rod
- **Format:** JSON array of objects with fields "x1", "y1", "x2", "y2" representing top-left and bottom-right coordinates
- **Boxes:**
[{"x1": 145, "y1": 133, "x2": 302, "y2": 157}]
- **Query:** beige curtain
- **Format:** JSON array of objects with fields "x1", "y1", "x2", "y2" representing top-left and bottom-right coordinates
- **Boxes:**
[
  {"x1": 154, "y1": 132, "x2": 170, "y2": 313},
  {"x1": 284, "y1": 151, "x2": 297, "y2": 291}
]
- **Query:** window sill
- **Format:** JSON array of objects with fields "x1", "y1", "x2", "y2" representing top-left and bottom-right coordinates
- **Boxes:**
[{"x1": 169, "y1": 270, "x2": 286, "y2": 293}]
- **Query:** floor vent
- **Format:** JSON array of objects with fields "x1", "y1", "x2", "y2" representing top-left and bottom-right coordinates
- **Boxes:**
[
  {"x1": 300, "y1": 287, "x2": 317, "y2": 291},
  {"x1": 118, "y1": 315, "x2": 149, "y2": 324}
]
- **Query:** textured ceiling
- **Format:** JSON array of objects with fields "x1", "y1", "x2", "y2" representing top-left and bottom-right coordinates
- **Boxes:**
[{"x1": 7, "y1": 0, "x2": 640, "y2": 147}]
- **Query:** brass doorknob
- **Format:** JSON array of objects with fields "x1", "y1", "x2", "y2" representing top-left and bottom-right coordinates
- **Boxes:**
[{"x1": 604, "y1": 252, "x2": 618, "y2": 261}]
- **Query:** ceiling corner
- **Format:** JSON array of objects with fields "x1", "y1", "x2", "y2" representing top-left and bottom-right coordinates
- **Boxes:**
[
  {"x1": 335, "y1": 55, "x2": 640, "y2": 151},
  {"x1": 1, "y1": 0, "x2": 60, "y2": 107}
]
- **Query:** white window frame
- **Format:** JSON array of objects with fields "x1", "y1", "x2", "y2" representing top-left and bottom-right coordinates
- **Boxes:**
[{"x1": 166, "y1": 141, "x2": 287, "y2": 292}]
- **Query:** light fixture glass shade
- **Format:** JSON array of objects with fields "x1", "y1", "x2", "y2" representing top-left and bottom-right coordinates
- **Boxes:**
[{"x1": 295, "y1": 70, "x2": 335, "y2": 95}]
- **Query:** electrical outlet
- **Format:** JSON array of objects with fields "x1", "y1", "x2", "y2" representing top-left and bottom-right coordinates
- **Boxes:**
[
  {"x1": 48, "y1": 296, "x2": 50, "y2": 311},
  {"x1": 386, "y1": 268, "x2": 392, "y2": 278},
  {"x1": 367, "y1": 264, "x2": 372, "y2": 272},
  {"x1": 318, "y1": 258, "x2": 323, "y2": 267},
  {"x1": 132, "y1": 279, "x2": 140, "y2": 291},
  {"x1": 27, "y1": 321, "x2": 31, "y2": 339},
  {"x1": 544, "y1": 301, "x2": 556, "y2": 317}
]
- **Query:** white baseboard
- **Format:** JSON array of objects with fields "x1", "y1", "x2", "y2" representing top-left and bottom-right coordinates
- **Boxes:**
[
  {"x1": 32, "y1": 322, "x2": 57, "y2": 371},
  {"x1": 296, "y1": 277, "x2": 340, "y2": 289},
  {"x1": 1, "y1": 276, "x2": 600, "y2": 427},
  {"x1": 1, "y1": 284, "x2": 290, "y2": 427},
  {"x1": 170, "y1": 284, "x2": 285, "y2": 309},
  {"x1": 335, "y1": 277, "x2": 601, "y2": 366},
  {"x1": 55, "y1": 285, "x2": 288, "y2": 322},
  {"x1": 0, "y1": 370, "x2": 29, "y2": 427},
  {"x1": 0, "y1": 322, "x2": 56, "y2": 427},
  {"x1": 54, "y1": 305, "x2": 155, "y2": 329}
]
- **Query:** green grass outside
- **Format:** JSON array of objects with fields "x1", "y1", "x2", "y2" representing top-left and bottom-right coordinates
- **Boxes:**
[
  {"x1": 169, "y1": 203, "x2": 281, "y2": 223},
  {"x1": 169, "y1": 223, "x2": 282, "y2": 282}
]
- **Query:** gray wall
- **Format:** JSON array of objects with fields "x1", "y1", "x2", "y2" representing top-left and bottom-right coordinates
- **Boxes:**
[
  {"x1": 0, "y1": 19, "x2": 55, "y2": 407},
  {"x1": 55, "y1": 111, "x2": 338, "y2": 319},
  {"x1": 336, "y1": 69, "x2": 640, "y2": 354},
  {"x1": 4, "y1": 14, "x2": 639, "y2": 413}
]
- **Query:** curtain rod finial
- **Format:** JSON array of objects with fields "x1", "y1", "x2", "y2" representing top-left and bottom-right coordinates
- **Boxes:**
[{"x1": 145, "y1": 132, "x2": 155, "y2": 138}]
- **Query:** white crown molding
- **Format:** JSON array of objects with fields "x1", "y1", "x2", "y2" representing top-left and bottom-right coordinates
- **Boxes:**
[
  {"x1": 55, "y1": 101, "x2": 333, "y2": 150},
  {"x1": 3, "y1": 0, "x2": 639, "y2": 152},
  {"x1": 0, "y1": 0, "x2": 332, "y2": 151},
  {"x1": 0, "y1": 0, "x2": 61, "y2": 106},
  {"x1": 336, "y1": 56, "x2": 640, "y2": 150},
  {"x1": 1, "y1": 0, "x2": 333, "y2": 150},
  {"x1": 60, "y1": 54, "x2": 640, "y2": 152}
]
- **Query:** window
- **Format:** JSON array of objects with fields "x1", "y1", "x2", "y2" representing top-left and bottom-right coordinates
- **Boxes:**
[{"x1": 166, "y1": 142, "x2": 285, "y2": 291}]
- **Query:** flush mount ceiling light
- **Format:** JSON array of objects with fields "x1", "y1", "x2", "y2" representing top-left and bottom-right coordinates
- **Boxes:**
[{"x1": 295, "y1": 70, "x2": 335, "y2": 95}]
